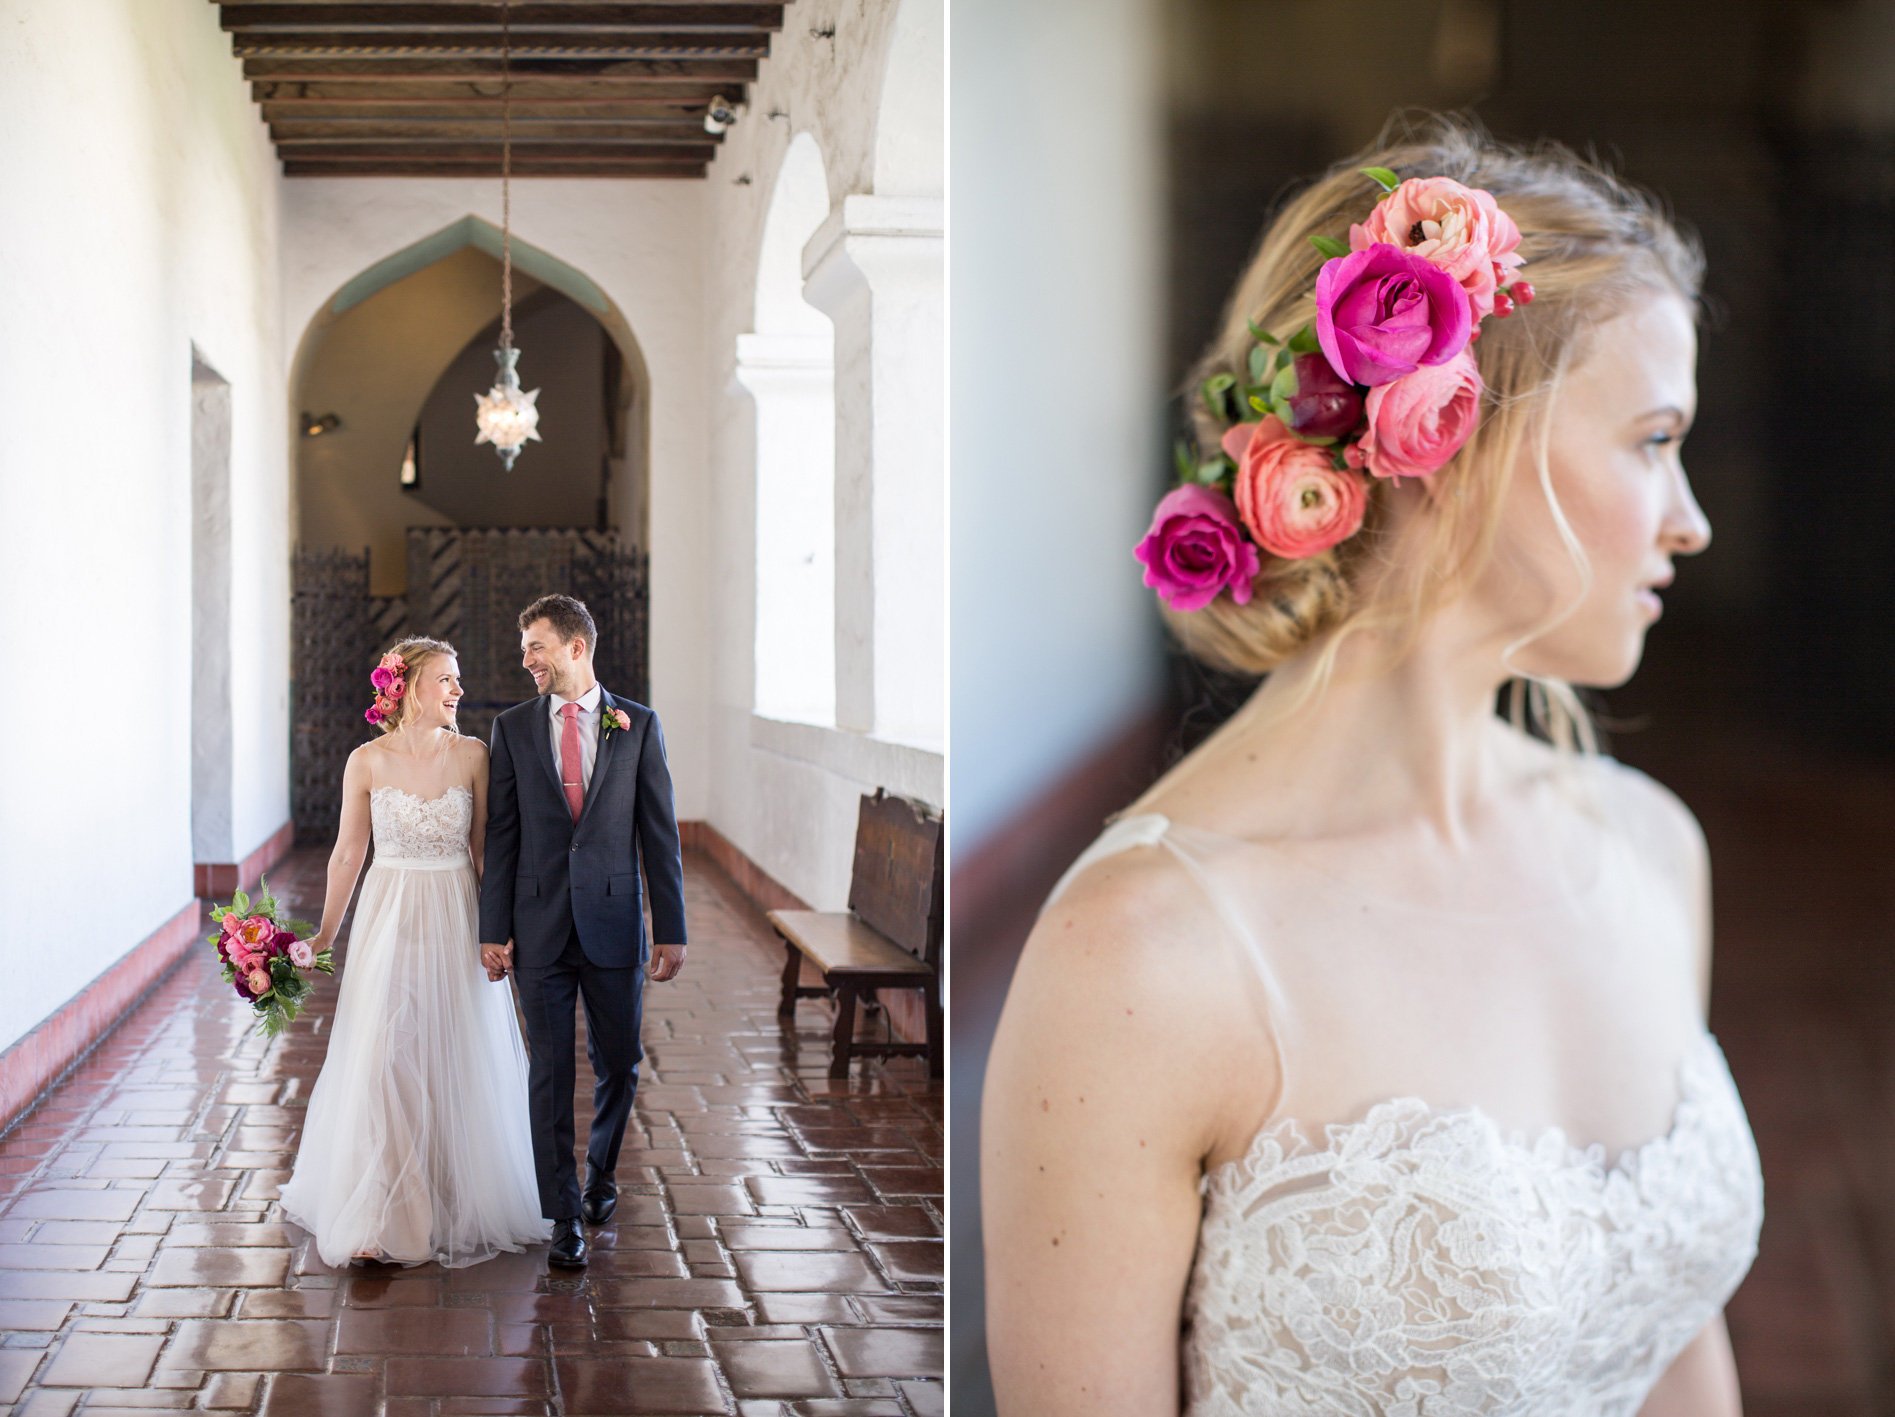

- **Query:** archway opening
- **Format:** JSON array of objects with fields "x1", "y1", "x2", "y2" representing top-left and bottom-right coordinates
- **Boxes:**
[{"x1": 287, "y1": 221, "x2": 652, "y2": 838}]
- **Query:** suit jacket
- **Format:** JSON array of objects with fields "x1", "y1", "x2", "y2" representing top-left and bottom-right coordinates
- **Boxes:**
[{"x1": 478, "y1": 688, "x2": 688, "y2": 969}]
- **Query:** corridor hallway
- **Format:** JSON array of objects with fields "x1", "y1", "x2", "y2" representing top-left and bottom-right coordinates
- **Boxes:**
[{"x1": 0, "y1": 848, "x2": 943, "y2": 1416}]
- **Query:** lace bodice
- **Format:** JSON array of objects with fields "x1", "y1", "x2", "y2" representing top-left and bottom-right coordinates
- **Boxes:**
[
  {"x1": 370, "y1": 785, "x2": 473, "y2": 862},
  {"x1": 1046, "y1": 786, "x2": 1763, "y2": 1416}
]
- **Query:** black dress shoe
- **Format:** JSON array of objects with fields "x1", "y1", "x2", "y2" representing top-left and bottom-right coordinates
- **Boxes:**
[
  {"x1": 548, "y1": 1218, "x2": 588, "y2": 1268},
  {"x1": 581, "y1": 1171, "x2": 618, "y2": 1227}
]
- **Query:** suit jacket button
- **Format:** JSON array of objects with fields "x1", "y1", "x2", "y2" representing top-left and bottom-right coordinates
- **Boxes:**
[{"x1": 570, "y1": 845, "x2": 577, "y2": 852}]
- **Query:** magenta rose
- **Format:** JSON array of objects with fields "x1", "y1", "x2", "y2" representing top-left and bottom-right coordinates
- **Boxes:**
[
  {"x1": 370, "y1": 665, "x2": 397, "y2": 691},
  {"x1": 269, "y1": 928, "x2": 297, "y2": 956},
  {"x1": 1361, "y1": 350, "x2": 1484, "y2": 481},
  {"x1": 1134, "y1": 484, "x2": 1263, "y2": 611},
  {"x1": 1280, "y1": 352, "x2": 1364, "y2": 441},
  {"x1": 1315, "y1": 245, "x2": 1472, "y2": 388},
  {"x1": 1351, "y1": 176, "x2": 1524, "y2": 321},
  {"x1": 1228, "y1": 417, "x2": 1369, "y2": 559},
  {"x1": 364, "y1": 704, "x2": 384, "y2": 726}
]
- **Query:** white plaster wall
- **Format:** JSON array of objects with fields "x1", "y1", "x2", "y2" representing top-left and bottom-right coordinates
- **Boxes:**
[
  {"x1": 700, "y1": 0, "x2": 945, "y2": 909},
  {"x1": 280, "y1": 180, "x2": 711, "y2": 815},
  {"x1": 950, "y1": 0, "x2": 1171, "y2": 850},
  {"x1": 0, "y1": 0, "x2": 289, "y2": 1055}
]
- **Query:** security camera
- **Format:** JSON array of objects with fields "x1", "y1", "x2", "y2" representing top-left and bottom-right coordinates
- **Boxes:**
[{"x1": 704, "y1": 96, "x2": 742, "y2": 134}]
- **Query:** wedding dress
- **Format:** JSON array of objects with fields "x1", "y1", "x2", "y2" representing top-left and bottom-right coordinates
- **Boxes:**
[
  {"x1": 1046, "y1": 756, "x2": 1763, "y2": 1416},
  {"x1": 278, "y1": 784, "x2": 551, "y2": 1268}
]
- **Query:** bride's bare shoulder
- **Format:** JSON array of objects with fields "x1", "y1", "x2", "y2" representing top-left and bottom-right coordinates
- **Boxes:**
[
  {"x1": 1583, "y1": 753, "x2": 1708, "y2": 878},
  {"x1": 452, "y1": 735, "x2": 489, "y2": 765}
]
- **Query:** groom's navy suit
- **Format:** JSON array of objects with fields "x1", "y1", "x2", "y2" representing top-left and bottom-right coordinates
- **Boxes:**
[{"x1": 479, "y1": 688, "x2": 687, "y2": 1221}]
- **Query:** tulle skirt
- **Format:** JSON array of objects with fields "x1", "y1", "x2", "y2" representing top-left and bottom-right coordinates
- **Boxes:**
[{"x1": 278, "y1": 854, "x2": 552, "y2": 1268}]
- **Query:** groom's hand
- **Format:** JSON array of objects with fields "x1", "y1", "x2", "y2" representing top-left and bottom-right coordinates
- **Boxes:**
[
  {"x1": 648, "y1": 944, "x2": 687, "y2": 982},
  {"x1": 480, "y1": 941, "x2": 514, "y2": 978}
]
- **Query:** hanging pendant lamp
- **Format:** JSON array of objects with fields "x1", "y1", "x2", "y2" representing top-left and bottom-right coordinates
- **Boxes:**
[{"x1": 473, "y1": 0, "x2": 541, "y2": 469}]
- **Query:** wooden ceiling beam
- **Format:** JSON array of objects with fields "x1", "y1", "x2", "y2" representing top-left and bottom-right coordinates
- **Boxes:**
[
  {"x1": 221, "y1": 4, "x2": 782, "y2": 27},
  {"x1": 278, "y1": 139, "x2": 716, "y2": 159},
  {"x1": 282, "y1": 159, "x2": 710, "y2": 177},
  {"x1": 242, "y1": 56, "x2": 758, "y2": 78},
  {"x1": 252, "y1": 77, "x2": 729, "y2": 101},
  {"x1": 269, "y1": 117, "x2": 715, "y2": 139},
  {"x1": 232, "y1": 33, "x2": 773, "y2": 58},
  {"x1": 261, "y1": 100, "x2": 713, "y2": 118}
]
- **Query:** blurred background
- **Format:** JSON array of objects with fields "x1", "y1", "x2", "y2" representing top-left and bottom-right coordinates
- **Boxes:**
[{"x1": 951, "y1": 0, "x2": 1895, "y2": 1411}]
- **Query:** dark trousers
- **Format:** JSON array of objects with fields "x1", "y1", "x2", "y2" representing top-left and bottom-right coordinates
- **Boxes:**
[{"x1": 513, "y1": 927, "x2": 645, "y2": 1220}]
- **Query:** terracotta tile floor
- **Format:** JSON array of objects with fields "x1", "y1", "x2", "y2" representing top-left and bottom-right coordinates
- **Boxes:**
[{"x1": 0, "y1": 848, "x2": 943, "y2": 1416}]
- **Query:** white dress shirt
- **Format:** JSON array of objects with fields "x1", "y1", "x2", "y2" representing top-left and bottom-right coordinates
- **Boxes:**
[{"x1": 547, "y1": 681, "x2": 603, "y2": 794}]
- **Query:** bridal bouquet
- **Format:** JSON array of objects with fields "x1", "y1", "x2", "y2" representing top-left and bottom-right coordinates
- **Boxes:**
[{"x1": 207, "y1": 880, "x2": 331, "y2": 1037}]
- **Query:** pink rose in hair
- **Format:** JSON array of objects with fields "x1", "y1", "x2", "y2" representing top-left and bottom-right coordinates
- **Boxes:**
[
  {"x1": 289, "y1": 939, "x2": 315, "y2": 969},
  {"x1": 1351, "y1": 176, "x2": 1524, "y2": 321},
  {"x1": 365, "y1": 704, "x2": 384, "y2": 726},
  {"x1": 370, "y1": 665, "x2": 397, "y2": 692},
  {"x1": 1315, "y1": 246, "x2": 1472, "y2": 388},
  {"x1": 1361, "y1": 350, "x2": 1484, "y2": 481},
  {"x1": 1229, "y1": 417, "x2": 1368, "y2": 559},
  {"x1": 1134, "y1": 484, "x2": 1262, "y2": 611}
]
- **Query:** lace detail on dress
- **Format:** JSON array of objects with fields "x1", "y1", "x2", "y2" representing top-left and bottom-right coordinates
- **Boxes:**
[
  {"x1": 370, "y1": 785, "x2": 473, "y2": 861},
  {"x1": 1182, "y1": 1031, "x2": 1764, "y2": 1416}
]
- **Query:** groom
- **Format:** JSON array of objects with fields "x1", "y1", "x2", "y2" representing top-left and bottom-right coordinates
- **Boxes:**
[{"x1": 478, "y1": 593, "x2": 688, "y2": 1269}]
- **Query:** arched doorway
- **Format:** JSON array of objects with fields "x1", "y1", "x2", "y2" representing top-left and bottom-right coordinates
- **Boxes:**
[{"x1": 288, "y1": 219, "x2": 653, "y2": 838}]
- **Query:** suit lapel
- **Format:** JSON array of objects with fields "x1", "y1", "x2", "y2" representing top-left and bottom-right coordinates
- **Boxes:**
[
  {"x1": 528, "y1": 696, "x2": 566, "y2": 804},
  {"x1": 576, "y1": 686, "x2": 621, "y2": 830}
]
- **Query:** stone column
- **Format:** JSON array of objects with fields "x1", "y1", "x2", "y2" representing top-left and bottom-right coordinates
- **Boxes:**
[{"x1": 802, "y1": 195, "x2": 946, "y2": 746}]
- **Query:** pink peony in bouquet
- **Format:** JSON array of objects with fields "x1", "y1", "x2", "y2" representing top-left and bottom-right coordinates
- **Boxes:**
[{"x1": 207, "y1": 879, "x2": 332, "y2": 1036}]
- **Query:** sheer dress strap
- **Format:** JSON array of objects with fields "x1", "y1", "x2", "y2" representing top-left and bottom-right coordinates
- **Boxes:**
[{"x1": 1041, "y1": 813, "x2": 1290, "y2": 1127}]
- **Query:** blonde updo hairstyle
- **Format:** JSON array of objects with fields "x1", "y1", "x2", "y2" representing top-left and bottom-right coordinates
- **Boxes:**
[
  {"x1": 1172, "y1": 114, "x2": 1703, "y2": 751},
  {"x1": 373, "y1": 636, "x2": 459, "y2": 736}
]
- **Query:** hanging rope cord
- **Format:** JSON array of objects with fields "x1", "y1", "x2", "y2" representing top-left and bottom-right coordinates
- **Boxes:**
[{"x1": 500, "y1": 0, "x2": 513, "y2": 353}]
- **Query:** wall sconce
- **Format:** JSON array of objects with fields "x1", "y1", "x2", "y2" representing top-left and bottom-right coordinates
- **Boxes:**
[{"x1": 301, "y1": 411, "x2": 342, "y2": 438}]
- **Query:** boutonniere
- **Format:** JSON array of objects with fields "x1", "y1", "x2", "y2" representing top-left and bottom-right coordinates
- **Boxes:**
[{"x1": 601, "y1": 707, "x2": 632, "y2": 739}]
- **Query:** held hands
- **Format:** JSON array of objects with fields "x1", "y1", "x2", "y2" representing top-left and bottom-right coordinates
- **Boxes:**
[
  {"x1": 648, "y1": 944, "x2": 687, "y2": 983},
  {"x1": 480, "y1": 940, "x2": 514, "y2": 983}
]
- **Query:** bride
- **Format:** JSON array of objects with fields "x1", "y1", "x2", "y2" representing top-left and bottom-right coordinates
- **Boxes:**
[
  {"x1": 278, "y1": 636, "x2": 550, "y2": 1268},
  {"x1": 981, "y1": 118, "x2": 1762, "y2": 1414}
]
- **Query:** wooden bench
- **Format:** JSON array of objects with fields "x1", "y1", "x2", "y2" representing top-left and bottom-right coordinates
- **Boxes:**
[{"x1": 769, "y1": 789, "x2": 944, "y2": 1079}]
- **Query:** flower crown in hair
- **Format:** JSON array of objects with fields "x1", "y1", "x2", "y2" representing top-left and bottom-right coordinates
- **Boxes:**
[
  {"x1": 1136, "y1": 169, "x2": 1536, "y2": 612},
  {"x1": 365, "y1": 651, "x2": 406, "y2": 726}
]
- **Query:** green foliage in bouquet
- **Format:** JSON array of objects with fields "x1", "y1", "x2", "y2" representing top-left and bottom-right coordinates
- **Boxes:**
[{"x1": 208, "y1": 878, "x2": 332, "y2": 1038}]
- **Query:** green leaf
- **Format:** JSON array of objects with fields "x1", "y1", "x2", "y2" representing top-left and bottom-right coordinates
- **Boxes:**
[
  {"x1": 284, "y1": 918, "x2": 316, "y2": 938},
  {"x1": 1287, "y1": 324, "x2": 1321, "y2": 355},
  {"x1": 1173, "y1": 439, "x2": 1194, "y2": 482},
  {"x1": 1195, "y1": 459, "x2": 1229, "y2": 486},
  {"x1": 1275, "y1": 347, "x2": 1293, "y2": 374},
  {"x1": 1200, "y1": 372, "x2": 1235, "y2": 418},
  {"x1": 1298, "y1": 434, "x2": 1338, "y2": 447},
  {"x1": 1248, "y1": 320, "x2": 1278, "y2": 346},
  {"x1": 1248, "y1": 395, "x2": 1270, "y2": 415},
  {"x1": 1361, "y1": 165, "x2": 1401, "y2": 192},
  {"x1": 1271, "y1": 363, "x2": 1299, "y2": 405},
  {"x1": 1308, "y1": 233, "x2": 1349, "y2": 261},
  {"x1": 1247, "y1": 346, "x2": 1269, "y2": 383},
  {"x1": 231, "y1": 889, "x2": 250, "y2": 916}
]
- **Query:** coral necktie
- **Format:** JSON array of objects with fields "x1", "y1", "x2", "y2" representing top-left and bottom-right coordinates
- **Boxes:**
[{"x1": 559, "y1": 702, "x2": 584, "y2": 823}]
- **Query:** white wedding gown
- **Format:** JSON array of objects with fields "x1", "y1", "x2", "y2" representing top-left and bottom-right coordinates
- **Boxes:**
[
  {"x1": 1046, "y1": 757, "x2": 1763, "y2": 1416},
  {"x1": 278, "y1": 785, "x2": 552, "y2": 1268}
]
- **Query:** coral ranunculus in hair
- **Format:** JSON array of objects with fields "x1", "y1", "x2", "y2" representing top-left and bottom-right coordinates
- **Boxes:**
[
  {"x1": 1229, "y1": 418, "x2": 1369, "y2": 560},
  {"x1": 1361, "y1": 350, "x2": 1485, "y2": 481},
  {"x1": 1135, "y1": 485, "x2": 1263, "y2": 611}
]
